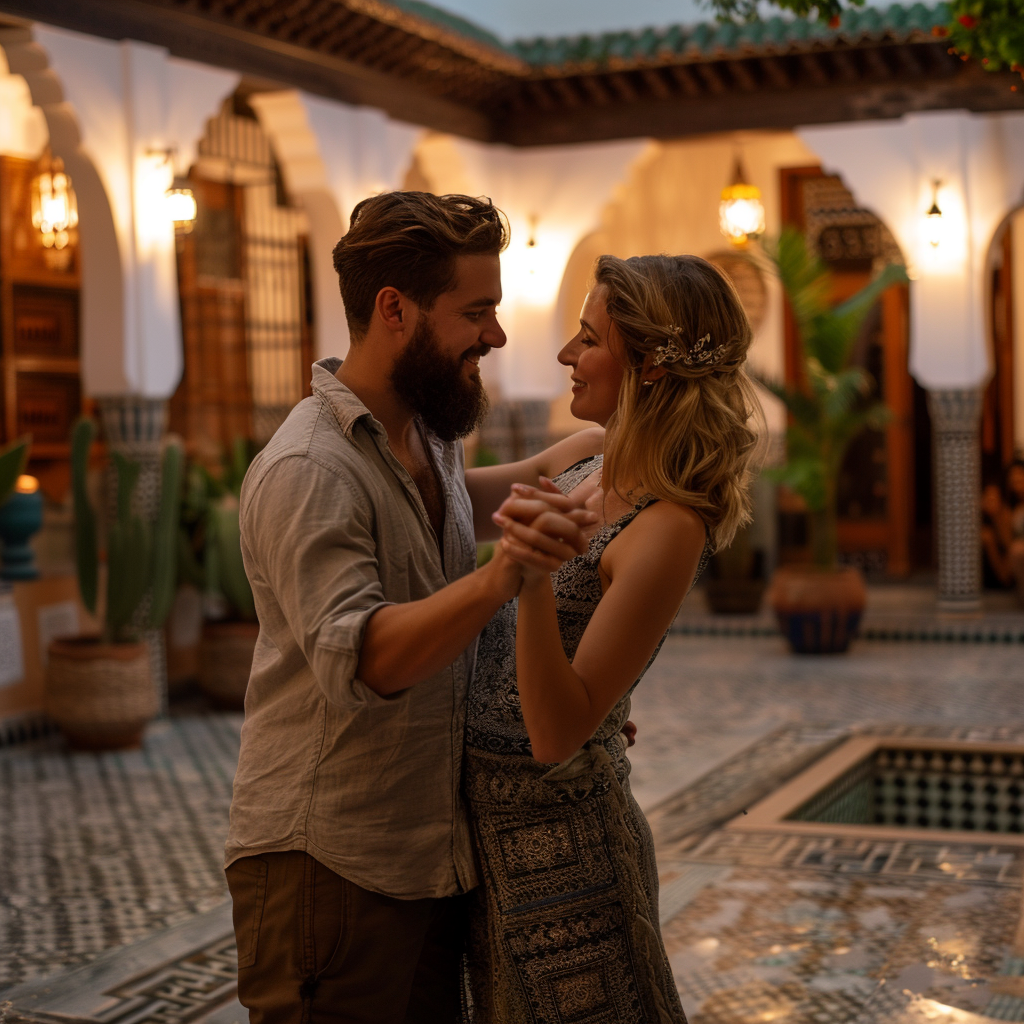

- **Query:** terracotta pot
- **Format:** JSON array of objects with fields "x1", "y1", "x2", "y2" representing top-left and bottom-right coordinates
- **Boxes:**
[
  {"x1": 767, "y1": 565, "x2": 867, "y2": 654},
  {"x1": 705, "y1": 578, "x2": 766, "y2": 615},
  {"x1": 166, "y1": 584, "x2": 203, "y2": 691},
  {"x1": 46, "y1": 636, "x2": 158, "y2": 750},
  {"x1": 199, "y1": 620, "x2": 259, "y2": 711}
]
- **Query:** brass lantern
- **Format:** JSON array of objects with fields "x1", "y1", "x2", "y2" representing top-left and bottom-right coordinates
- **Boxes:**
[
  {"x1": 31, "y1": 151, "x2": 78, "y2": 250},
  {"x1": 719, "y1": 156, "x2": 765, "y2": 247}
]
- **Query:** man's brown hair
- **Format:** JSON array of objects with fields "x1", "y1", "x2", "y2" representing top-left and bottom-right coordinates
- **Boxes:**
[{"x1": 332, "y1": 191, "x2": 509, "y2": 341}]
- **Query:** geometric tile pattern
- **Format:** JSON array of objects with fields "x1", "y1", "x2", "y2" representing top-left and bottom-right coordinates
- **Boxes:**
[
  {"x1": 794, "y1": 745, "x2": 1024, "y2": 834},
  {"x1": 652, "y1": 719, "x2": 1024, "y2": 1023},
  {"x1": 687, "y1": 830, "x2": 1024, "y2": 885},
  {"x1": 95, "y1": 935, "x2": 237, "y2": 1024},
  {"x1": 4, "y1": 632, "x2": 1024, "y2": 1024},
  {"x1": 0, "y1": 713, "x2": 240, "y2": 991}
]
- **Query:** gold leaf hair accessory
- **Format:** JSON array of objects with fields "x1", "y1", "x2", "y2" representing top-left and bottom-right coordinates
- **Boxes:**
[
  {"x1": 653, "y1": 330, "x2": 727, "y2": 368},
  {"x1": 681, "y1": 332, "x2": 727, "y2": 367},
  {"x1": 652, "y1": 326, "x2": 684, "y2": 366}
]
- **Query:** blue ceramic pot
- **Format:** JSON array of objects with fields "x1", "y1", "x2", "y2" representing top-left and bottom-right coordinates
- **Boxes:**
[{"x1": 0, "y1": 489, "x2": 44, "y2": 580}]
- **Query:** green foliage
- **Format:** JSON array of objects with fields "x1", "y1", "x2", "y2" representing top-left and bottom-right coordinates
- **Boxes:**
[
  {"x1": 948, "y1": 0, "x2": 1024, "y2": 74},
  {"x1": 707, "y1": 0, "x2": 857, "y2": 25},
  {"x1": 702, "y1": 0, "x2": 1024, "y2": 79},
  {"x1": 147, "y1": 443, "x2": 183, "y2": 629},
  {"x1": 71, "y1": 419, "x2": 98, "y2": 615},
  {"x1": 473, "y1": 445, "x2": 501, "y2": 468},
  {"x1": 0, "y1": 436, "x2": 29, "y2": 509},
  {"x1": 177, "y1": 440, "x2": 257, "y2": 621},
  {"x1": 70, "y1": 417, "x2": 184, "y2": 642},
  {"x1": 761, "y1": 229, "x2": 908, "y2": 567}
]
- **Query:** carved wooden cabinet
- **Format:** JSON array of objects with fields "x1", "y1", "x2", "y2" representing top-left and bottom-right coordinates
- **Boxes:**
[{"x1": 0, "y1": 154, "x2": 82, "y2": 496}]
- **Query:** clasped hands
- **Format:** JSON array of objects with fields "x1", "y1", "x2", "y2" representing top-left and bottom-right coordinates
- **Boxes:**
[{"x1": 491, "y1": 478, "x2": 596, "y2": 577}]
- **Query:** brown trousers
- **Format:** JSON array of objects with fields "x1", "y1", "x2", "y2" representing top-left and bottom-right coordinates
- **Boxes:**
[{"x1": 226, "y1": 851, "x2": 468, "y2": 1024}]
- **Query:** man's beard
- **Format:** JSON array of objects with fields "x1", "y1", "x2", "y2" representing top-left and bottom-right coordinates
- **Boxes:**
[{"x1": 390, "y1": 316, "x2": 489, "y2": 443}]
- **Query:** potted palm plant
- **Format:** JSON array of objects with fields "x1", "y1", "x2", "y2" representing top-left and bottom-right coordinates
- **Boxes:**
[
  {"x1": 763, "y1": 229, "x2": 907, "y2": 653},
  {"x1": 178, "y1": 440, "x2": 257, "y2": 710},
  {"x1": 46, "y1": 418, "x2": 182, "y2": 748}
]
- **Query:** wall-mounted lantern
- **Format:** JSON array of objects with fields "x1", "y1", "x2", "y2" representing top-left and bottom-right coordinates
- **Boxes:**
[
  {"x1": 925, "y1": 179, "x2": 943, "y2": 248},
  {"x1": 165, "y1": 181, "x2": 197, "y2": 233},
  {"x1": 30, "y1": 151, "x2": 78, "y2": 251},
  {"x1": 719, "y1": 156, "x2": 765, "y2": 247}
]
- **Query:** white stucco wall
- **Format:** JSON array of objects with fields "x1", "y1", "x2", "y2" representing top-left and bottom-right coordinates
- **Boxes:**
[
  {"x1": 31, "y1": 25, "x2": 238, "y2": 399},
  {"x1": 1014, "y1": 209, "x2": 1024, "y2": 456},
  {"x1": 548, "y1": 131, "x2": 819, "y2": 439},
  {"x1": 801, "y1": 110, "x2": 1024, "y2": 394}
]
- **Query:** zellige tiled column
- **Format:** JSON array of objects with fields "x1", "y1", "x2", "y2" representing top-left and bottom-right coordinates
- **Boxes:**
[
  {"x1": 96, "y1": 396, "x2": 170, "y2": 712},
  {"x1": 927, "y1": 388, "x2": 983, "y2": 615}
]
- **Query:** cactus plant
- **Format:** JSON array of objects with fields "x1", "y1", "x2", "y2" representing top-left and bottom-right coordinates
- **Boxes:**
[
  {"x1": 70, "y1": 417, "x2": 184, "y2": 643},
  {"x1": 178, "y1": 439, "x2": 256, "y2": 622}
]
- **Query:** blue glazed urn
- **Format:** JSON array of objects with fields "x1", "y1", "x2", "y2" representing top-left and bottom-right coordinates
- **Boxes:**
[{"x1": 0, "y1": 484, "x2": 44, "y2": 581}]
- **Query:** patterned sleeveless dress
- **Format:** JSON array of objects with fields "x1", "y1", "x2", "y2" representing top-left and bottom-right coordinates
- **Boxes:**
[{"x1": 462, "y1": 455, "x2": 709, "y2": 1024}]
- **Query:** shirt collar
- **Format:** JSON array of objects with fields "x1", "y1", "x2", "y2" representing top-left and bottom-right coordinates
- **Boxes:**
[
  {"x1": 311, "y1": 358, "x2": 383, "y2": 441},
  {"x1": 310, "y1": 360, "x2": 449, "y2": 466}
]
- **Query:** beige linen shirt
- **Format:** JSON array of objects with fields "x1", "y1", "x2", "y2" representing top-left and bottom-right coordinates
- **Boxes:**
[{"x1": 225, "y1": 358, "x2": 479, "y2": 899}]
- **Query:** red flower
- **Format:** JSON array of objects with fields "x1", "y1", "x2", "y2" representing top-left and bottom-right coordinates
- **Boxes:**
[
  {"x1": 828, "y1": 14, "x2": 841, "y2": 27},
  {"x1": 931, "y1": 24, "x2": 949, "y2": 37},
  {"x1": 957, "y1": 14, "x2": 978, "y2": 28}
]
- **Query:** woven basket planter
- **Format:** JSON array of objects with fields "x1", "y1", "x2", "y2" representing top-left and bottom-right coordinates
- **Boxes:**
[
  {"x1": 46, "y1": 637, "x2": 159, "y2": 750},
  {"x1": 199, "y1": 620, "x2": 258, "y2": 711}
]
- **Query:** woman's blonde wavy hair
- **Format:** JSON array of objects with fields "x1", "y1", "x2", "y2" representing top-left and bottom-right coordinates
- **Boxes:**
[{"x1": 596, "y1": 253, "x2": 764, "y2": 551}]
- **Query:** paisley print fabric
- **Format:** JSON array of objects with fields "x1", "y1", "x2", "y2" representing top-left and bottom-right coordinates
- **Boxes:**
[{"x1": 462, "y1": 455, "x2": 708, "y2": 1024}]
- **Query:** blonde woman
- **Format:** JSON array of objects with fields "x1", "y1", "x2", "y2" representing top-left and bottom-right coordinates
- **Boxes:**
[{"x1": 462, "y1": 254, "x2": 762, "y2": 1023}]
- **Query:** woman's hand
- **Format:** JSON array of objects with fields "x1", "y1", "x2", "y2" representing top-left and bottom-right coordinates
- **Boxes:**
[{"x1": 492, "y1": 490, "x2": 596, "y2": 576}]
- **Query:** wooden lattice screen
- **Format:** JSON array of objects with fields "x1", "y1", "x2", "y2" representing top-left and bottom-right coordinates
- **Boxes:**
[
  {"x1": 0, "y1": 154, "x2": 82, "y2": 501},
  {"x1": 170, "y1": 104, "x2": 314, "y2": 465}
]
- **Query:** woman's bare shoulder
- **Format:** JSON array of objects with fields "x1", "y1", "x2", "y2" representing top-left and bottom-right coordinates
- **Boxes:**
[{"x1": 541, "y1": 427, "x2": 605, "y2": 479}]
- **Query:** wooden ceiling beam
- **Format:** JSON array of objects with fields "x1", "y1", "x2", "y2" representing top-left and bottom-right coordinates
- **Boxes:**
[
  {"x1": 550, "y1": 76, "x2": 584, "y2": 107},
  {"x1": 894, "y1": 44, "x2": 925, "y2": 77},
  {"x1": 320, "y1": 10, "x2": 374, "y2": 54},
  {"x1": 666, "y1": 63, "x2": 703, "y2": 98},
  {"x1": 355, "y1": 26, "x2": 423, "y2": 66},
  {"x1": 696, "y1": 61, "x2": 729, "y2": 94},
  {"x1": 577, "y1": 74, "x2": 615, "y2": 105},
  {"x1": 501, "y1": 60, "x2": 1024, "y2": 145},
  {"x1": 374, "y1": 32, "x2": 431, "y2": 74},
  {"x1": 862, "y1": 46, "x2": 893, "y2": 80},
  {"x1": 294, "y1": 3, "x2": 353, "y2": 48},
  {"x1": 830, "y1": 48, "x2": 861, "y2": 83},
  {"x1": 759, "y1": 56, "x2": 791, "y2": 88},
  {"x1": 525, "y1": 79, "x2": 559, "y2": 112},
  {"x1": 4, "y1": 0, "x2": 494, "y2": 137},
  {"x1": 798, "y1": 52, "x2": 831, "y2": 86},
  {"x1": 640, "y1": 66, "x2": 674, "y2": 100},
  {"x1": 342, "y1": 18, "x2": 395, "y2": 57},
  {"x1": 727, "y1": 59, "x2": 759, "y2": 91},
  {"x1": 607, "y1": 71, "x2": 641, "y2": 102},
  {"x1": 272, "y1": 1, "x2": 334, "y2": 45}
]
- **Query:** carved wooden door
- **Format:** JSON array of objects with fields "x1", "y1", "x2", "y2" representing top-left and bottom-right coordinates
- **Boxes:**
[{"x1": 780, "y1": 165, "x2": 925, "y2": 577}]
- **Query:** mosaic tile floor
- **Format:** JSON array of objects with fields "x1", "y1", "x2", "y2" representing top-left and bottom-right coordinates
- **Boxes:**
[{"x1": 1, "y1": 629, "x2": 1023, "y2": 1023}]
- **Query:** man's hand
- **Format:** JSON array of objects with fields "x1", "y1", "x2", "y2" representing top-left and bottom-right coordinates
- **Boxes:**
[{"x1": 493, "y1": 500, "x2": 595, "y2": 574}]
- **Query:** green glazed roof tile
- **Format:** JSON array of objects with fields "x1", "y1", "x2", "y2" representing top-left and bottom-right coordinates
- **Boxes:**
[{"x1": 505, "y1": 0, "x2": 950, "y2": 69}]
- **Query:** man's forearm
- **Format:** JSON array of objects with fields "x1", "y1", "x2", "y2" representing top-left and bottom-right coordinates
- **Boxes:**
[{"x1": 356, "y1": 557, "x2": 517, "y2": 695}]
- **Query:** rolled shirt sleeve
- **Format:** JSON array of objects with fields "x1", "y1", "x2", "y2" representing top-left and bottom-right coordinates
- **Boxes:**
[{"x1": 241, "y1": 453, "x2": 393, "y2": 709}]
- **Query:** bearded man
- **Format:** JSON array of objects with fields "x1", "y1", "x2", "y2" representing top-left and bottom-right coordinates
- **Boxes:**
[{"x1": 224, "y1": 192, "x2": 593, "y2": 1023}]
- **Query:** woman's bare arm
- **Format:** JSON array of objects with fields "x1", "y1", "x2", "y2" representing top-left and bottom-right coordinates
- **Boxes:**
[
  {"x1": 504, "y1": 500, "x2": 706, "y2": 763},
  {"x1": 465, "y1": 427, "x2": 603, "y2": 541}
]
